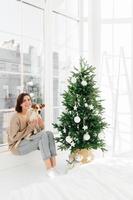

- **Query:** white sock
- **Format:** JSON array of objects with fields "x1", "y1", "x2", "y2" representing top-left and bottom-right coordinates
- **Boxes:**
[{"x1": 47, "y1": 169, "x2": 57, "y2": 178}]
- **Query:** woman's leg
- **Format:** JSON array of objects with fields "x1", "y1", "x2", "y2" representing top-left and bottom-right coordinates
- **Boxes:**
[
  {"x1": 44, "y1": 159, "x2": 52, "y2": 170},
  {"x1": 45, "y1": 131, "x2": 57, "y2": 168},
  {"x1": 38, "y1": 131, "x2": 57, "y2": 169},
  {"x1": 17, "y1": 131, "x2": 53, "y2": 170},
  {"x1": 50, "y1": 157, "x2": 56, "y2": 168}
]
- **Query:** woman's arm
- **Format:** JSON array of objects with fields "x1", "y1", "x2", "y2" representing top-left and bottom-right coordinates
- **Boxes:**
[{"x1": 8, "y1": 115, "x2": 34, "y2": 143}]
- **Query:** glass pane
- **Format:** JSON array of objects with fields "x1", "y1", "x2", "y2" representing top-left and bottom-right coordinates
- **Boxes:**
[
  {"x1": 83, "y1": 0, "x2": 88, "y2": 17},
  {"x1": 53, "y1": 108, "x2": 59, "y2": 124},
  {"x1": 22, "y1": 3, "x2": 43, "y2": 40},
  {"x1": 53, "y1": 15, "x2": 66, "y2": 48},
  {"x1": 22, "y1": 38, "x2": 43, "y2": 74},
  {"x1": 56, "y1": 0, "x2": 79, "y2": 18},
  {"x1": 114, "y1": 0, "x2": 132, "y2": 18},
  {"x1": 114, "y1": 24, "x2": 131, "y2": 57},
  {"x1": 66, "y1": 0, "x2": 79, "y2": 18},
  {"x1": 101, "y1": 0, "x2": 113, "y2": 18},
  {"x1": 53, "y1": 12, "x2": 79, "y2": 123},
  {"x1": 66, "y1": 19, "x2": 79, "y2": 50},
  {"x1": 0, "y1": 0, "x2": 21, "y2": 34},
  {"x1": 24, "y1": 0, "x2": 44, "y2": 9},
  {"x1": 53, "y1": 78, "x2": 59, "y2": 107},
  {"x1": 24, "y1": 75, "x2": 43, "y2": 103},
  {"x1": 83, "y1": 22, "x2": 88, "y2": 51},
  {"x1": 0, "y1": 33, "x2": 21, "y2": 72},
  {"x1": 0, "y1": 74, "x2": 21, "y2": 109},
  {"x1": 0, "y1": 110, "x2": 14, "y2": 144},
  {"x1": 101, "y1": 24, "x2": 112, "y2": 55}
]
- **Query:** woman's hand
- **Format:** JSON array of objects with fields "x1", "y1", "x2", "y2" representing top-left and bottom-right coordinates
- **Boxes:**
[
  {"x1": 37, "y1": 117, "x2": 44, "y2": 128},
  {"x1": 28, "y1": 119, "x2": 38, "y2": 129}
]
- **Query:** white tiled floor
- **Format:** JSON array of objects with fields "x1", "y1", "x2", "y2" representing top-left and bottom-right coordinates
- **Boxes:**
[{"x1": 0, "y1": 150, "x2": 69, "y2": 200}]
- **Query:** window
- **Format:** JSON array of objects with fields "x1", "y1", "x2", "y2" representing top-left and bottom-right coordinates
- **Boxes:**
[
  {"x1": 52, "y1": 0, "x2": 80, "y2": 124},
  {"x1": 81, "y1": 0, "x2": 133, "y2": 154},
  {"x1": 100, "y1": 0, "x2": 133, "y2": 154},
  {"x1": 0, "y1": 0, "x2": 44, "y2": 145}
]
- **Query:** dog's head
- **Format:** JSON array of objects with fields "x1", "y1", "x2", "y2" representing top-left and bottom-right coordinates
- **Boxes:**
[{"x1": 31, "y1": 103, "x2": 45, "y2": 115}]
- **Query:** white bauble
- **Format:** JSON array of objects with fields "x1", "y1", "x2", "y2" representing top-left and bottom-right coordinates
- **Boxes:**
[
  {"x1": 85, "y1": 103, "x2": 88, "y2": 107},
  {"x1": 81, "y1": 80, "x2": 87, "y2": 86},
  {"x1": 99, "y1": 132, "x2": 105, "y2": 139},
  {"x1": 71, "y1": 77, "x2": 76, "y2": 84},
  {"x1": 74, "y1": 105, "x2": 77, "y2": 110},
  {"x1": 83, "y1": 133, "x2": 90, "y2": 141},
  {"x1": 89, "y1": 105, "x2": 94, "y2": 110},
  {"x1": 66, "y1": 136, "x2": 72, "y2": 143},
  {"x1": 71, "y1": 142, "x2": 75, "y2": 147},
  {"x1": 74, "y1": 116, "x2": 81, "y2": 123}
]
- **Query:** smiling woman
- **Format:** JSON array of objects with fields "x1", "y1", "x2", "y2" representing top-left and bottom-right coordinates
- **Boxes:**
[{"x1": 7, "y1": 92, "x2": 57, "y2": 178}]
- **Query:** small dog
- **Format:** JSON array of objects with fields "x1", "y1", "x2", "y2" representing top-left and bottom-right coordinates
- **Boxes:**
[
  {"x1": 27, "y1": 103, "x2": 45, "y2": 136},
  {"x1": 14, "y1": 103, "x2": 45, "y2": 148}
]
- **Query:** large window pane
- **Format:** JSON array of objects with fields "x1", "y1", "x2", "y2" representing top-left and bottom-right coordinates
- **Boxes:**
[
  {"x1": 22, "y1": 3, "x2": 43, "y2": 40},
  {"x1": 0, "y1": 1, "x2": 44, "y2": 146},
  {"x1": 0, "y1": 0, "x2": 21, "y2": 34},
  {"x1": 114, "y1": 0, "x2": 132, "y2": 18},
  {"x1": 101, "y1": 0, "x2": 113, "y2": 19},
  {"x1": 114, "y1": 24, "x2": 131, "y2": 57},
  {"x1": 24, "y1": 76, "x2": 42, "y2": 103},
  {"x1": 55, "y1": 0, "x2": 79, "y2": 18},
  {"x1": 101, "y1": 24, "x2": 112, "y2": 55},
  {"x1": 83, "y1": 0, "x2": 88, "y2": 18},
  {"x1": 53, "y1": 13, "x2": 79, "y2": 123}
]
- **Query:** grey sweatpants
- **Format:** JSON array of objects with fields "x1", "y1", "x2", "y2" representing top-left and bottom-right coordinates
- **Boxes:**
[{"x1": 17, "y1": 131, "x2": 57, "y2": 160}]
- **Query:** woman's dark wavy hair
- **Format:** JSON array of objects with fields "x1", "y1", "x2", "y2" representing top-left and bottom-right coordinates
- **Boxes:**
[{"x1": 15, "y1": 93, "x2": 31, "y2": 113}]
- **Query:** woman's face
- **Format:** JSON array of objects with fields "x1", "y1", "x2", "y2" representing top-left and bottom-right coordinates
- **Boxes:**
[{"x1": 20, "y1": 95, "x2": 32, "y2": 112}]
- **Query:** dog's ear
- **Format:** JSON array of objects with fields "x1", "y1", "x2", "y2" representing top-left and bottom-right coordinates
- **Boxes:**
[
  {"x1": 31, "y1": 104, "x2": 36, "y2": 109},
  {"x1": 40, "y1": 104, "x2": 45, "y2": 109}
]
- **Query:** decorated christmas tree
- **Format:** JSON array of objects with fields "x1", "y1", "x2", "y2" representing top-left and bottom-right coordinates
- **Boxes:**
[{"x1": 53, "y1": 58, "x2": 108, "y2": 154}]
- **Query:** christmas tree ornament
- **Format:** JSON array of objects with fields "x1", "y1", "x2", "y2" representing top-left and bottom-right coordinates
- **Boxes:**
[
  {"x1": 66, "y1": 136, "x2": 72, "y2": 143},
  {"x1": 83, "y1": 133, "x2": 90, "y2": 141},
  {"x1": 81, "y1": 80, "x2": 87, "y2": 86},
  {"x1": 99, "y1": 132, "x2": 105, "y2": 139},
  {"x1": 74, "y1": 116, "x2": 81, "y2": 123},
  {"x1": 74, "y1": 105, "x2": 77, "y2": 110},
  {"x1": 95, "y1": 110, "x2": 99, "y2": 115},
  {"x1": 71, "y1": 141, "x2": 75, "y2": 147},
  {"x1": 85, "y1": 103, "x2": 88, "y2": 107},
  {"x1": 89, "y1": 105, "x2": 94, "y2": 110},
  {"x1": 83, "y1": 125, "x2": 88, "y2": 130},
  {"x1": 71, "y1": 77, "x2": 76, "y2": 84}
]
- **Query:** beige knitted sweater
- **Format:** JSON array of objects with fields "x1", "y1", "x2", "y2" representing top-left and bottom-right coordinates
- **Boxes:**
[{"x1": 7, "y1": 112, "x2": 34, "y2": 154}]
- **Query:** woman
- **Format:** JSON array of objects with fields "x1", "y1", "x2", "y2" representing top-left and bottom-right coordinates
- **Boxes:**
[{"x1": 8, "y1": 93, "x2": 57, "y2": 178}]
